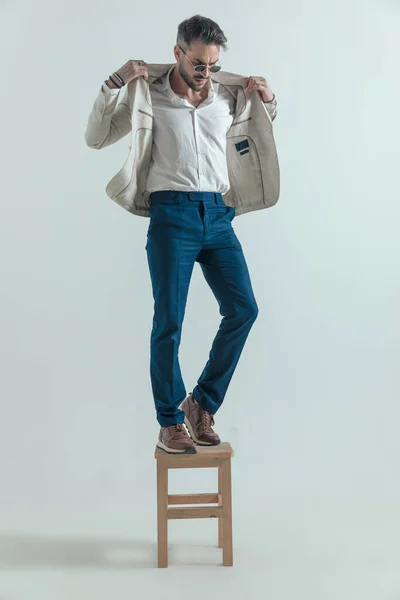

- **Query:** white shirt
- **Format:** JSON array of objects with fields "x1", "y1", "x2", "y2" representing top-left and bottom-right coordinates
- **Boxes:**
[
  {"x1": 146, "y1": 65, "x2": 236, "y2": 194},
  {"x1": 103, "y1": 65, "x2": 236, "y2": 195}
]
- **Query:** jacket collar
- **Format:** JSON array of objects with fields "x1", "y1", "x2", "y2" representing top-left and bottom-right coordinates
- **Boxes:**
[{"x1": 145, "y1": 63, "x2": 248, "y2": 116}]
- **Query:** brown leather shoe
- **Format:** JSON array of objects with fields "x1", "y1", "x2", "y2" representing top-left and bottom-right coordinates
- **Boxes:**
[
  {"x1": 180, "y1": 393, "x2": 221, "y2": 446},
  {"x1": 157, "y1": 424, "x2": 197, "y2": 454}
]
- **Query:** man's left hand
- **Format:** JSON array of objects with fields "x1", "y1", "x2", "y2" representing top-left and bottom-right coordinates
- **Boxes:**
[{"x1": 244, "y1": 76, "x2": 275, "y2": 102}]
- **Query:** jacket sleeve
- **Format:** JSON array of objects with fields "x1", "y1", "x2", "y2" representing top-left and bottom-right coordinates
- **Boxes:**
[
  {"x1": 263, "y1": 98, "x2": 278, "y2": 122},
  {"x1": 84, "y1": 83, "x2": 132, "y2": 149}
]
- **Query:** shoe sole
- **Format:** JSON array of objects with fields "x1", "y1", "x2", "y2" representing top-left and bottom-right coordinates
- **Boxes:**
[
  {"x1": 184, "y1": 416, "x2": 221, "y2": 446},
  {"x1": 156, "y1": 440, "x2": 197, "y2": 454}
]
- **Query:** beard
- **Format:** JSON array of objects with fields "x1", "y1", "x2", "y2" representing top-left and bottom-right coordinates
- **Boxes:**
[{"x1": 177, "y1": 63, "x2": 208, "y2": 91}]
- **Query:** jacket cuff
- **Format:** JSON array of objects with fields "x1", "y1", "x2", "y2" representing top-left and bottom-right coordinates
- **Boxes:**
[
  {"x1": 101, "y1": 82, "x2": 121, "y2": 95},
  {"x1": 263, "y1": 93, "x2": 276, "y2": 104}
]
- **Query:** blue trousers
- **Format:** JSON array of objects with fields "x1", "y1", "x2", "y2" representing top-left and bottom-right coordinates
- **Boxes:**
[{"x1": 146, "y1": 190, "x2": 258, "y2": 428}]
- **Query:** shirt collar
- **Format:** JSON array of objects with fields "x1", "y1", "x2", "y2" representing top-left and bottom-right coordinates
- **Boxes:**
[{"x1": 161, "y1": 64, "x2": 217, "y2": 104}]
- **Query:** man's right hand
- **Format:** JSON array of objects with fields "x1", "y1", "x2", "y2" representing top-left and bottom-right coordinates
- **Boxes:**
[{"x1": 110, "y1": 60, "x2": 149, "y2": 87}]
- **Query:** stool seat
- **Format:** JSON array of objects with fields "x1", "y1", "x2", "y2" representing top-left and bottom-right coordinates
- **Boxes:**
[
  {"x1": 155, "y1": 441, "x2": 234, "y2": 567},
  {"x1": 155, "y1": 441, "x2": 234, "y2": 463}
]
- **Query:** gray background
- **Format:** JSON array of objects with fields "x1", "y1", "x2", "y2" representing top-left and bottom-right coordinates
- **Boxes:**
[{"x1": 1, "y1": 0, "x2": 399, "y2": 597}]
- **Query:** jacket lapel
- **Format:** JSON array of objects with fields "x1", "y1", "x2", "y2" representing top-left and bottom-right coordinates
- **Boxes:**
[{"x1": 145, "y1": 63, "x2": 248, "y2": 118}]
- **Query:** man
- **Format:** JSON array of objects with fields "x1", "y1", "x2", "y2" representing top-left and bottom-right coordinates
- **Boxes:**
[{"x1": 85, "y1": 15, "x2": 279, "y2": 455}]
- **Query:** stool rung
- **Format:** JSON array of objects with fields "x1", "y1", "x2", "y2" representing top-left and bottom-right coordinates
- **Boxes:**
[
  {"x1": 168, "y1": 493, "x2": 219, "y2": 505},
  {"x1": 168, "y1": 506, "x2": 223, "y2": 520}
]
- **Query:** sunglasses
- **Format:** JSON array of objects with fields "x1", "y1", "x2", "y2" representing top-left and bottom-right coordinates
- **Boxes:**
[{"x1": 178, "y1": 44, "x2": 221, "y2": 73}]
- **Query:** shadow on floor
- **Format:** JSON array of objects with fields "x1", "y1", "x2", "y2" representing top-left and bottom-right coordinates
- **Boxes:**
[
  {"x1": 0, "y1": 532, "x2": 223, "y2": 569},
  {"x1": 0, "y1": 532, "x2": 157, "y2": 568}
]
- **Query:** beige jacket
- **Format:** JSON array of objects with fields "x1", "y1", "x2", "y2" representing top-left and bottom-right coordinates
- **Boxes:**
[{"x1": 85, "y1": 63, "x2": 280, "y2": 218}]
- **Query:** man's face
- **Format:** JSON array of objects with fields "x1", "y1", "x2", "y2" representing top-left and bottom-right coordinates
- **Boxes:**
[{"x1": 175, "y1": 41, "x2": 220, "y2": 92}]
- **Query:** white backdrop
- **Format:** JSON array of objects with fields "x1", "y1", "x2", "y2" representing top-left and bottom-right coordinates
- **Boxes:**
[{"x1": 1, "y1": 0, "x2": 399, "y2": 597}]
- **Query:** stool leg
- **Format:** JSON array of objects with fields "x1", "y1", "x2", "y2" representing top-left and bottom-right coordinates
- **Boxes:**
[
  {"x1": 218, "y1": 465, "x2": 223, "y2": 548},
  {"x1": 221, "y1": 458, "x2": 233, "y2": 566},
  {"x1": 157, "y1": 462, "x2": 168, "y2": 568}
]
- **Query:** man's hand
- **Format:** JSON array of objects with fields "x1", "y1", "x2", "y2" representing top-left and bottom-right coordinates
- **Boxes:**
[
  {"x1": 244, "y1": 76, "x2": 275, "y2": 102},
  {"x1": 114, "y1": 60, "x2": 149, "y2": 85}
]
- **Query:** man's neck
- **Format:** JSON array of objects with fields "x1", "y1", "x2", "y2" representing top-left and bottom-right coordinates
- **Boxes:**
[{"x1": 169, "y1": 65, "x2": 209, "y2": 101}]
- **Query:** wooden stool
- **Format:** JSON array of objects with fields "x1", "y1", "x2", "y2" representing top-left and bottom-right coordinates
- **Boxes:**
[{"x1": 155, "y1": 441, "x2": 234, "y2": 568}]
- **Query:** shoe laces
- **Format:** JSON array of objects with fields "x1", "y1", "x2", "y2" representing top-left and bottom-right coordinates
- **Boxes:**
[
  {"x1": 200, "y1": 409, "x2": 215, "y2": 434},
  {"x1": 171, "y1": 424, "x2": 185, "y2": 433}
]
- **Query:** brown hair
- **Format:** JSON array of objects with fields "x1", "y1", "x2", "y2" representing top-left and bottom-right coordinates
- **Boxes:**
[{"x1": 177, "y1": 15, "x2": 228, "y2": 51}]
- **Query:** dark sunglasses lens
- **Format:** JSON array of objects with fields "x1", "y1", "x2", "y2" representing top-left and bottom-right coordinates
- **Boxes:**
[{"x1": 195, "y1": 65, "x2": 221, "y2": 73}]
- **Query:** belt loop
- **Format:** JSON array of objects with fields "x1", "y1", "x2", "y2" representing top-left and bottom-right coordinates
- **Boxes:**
[{"x1": 214, "y1": 192, "x2": 218, "y2": 205}]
